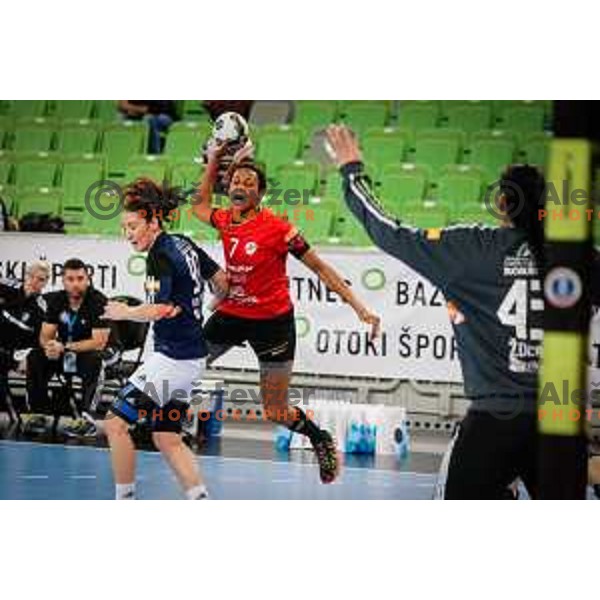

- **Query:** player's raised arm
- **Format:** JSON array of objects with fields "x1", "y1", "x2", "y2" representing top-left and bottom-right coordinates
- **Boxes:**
[
  {"x1": 325, "y1": 125, "x2": 484, "y2": 293},
  {"x1": 191, "y1": 142, "x2": 224, "y2": 223}
]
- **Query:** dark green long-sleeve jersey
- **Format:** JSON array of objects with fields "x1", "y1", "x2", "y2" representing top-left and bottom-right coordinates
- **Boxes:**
[{"x1": 341, "y1": 161, "x2": 547, "y2": 412}]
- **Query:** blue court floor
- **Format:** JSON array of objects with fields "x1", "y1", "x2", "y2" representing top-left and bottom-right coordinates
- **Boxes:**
[{"x1": 0, "y1": 440, "x2": 438, "y2": 500}]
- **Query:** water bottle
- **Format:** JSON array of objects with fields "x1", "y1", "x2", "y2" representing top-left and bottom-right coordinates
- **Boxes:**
[
  {"x1": 345, "y1": 405, "x2": 362, "y2": 454},
  {"x1": 395, "y1": 420, "x2": 410, "y2": 461},
  {"x1": 275, "y1": 426, "x2": 292, "y2": 452}
]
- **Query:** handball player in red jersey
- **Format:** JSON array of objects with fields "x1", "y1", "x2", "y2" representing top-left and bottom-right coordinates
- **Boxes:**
[{"x1": 192, "y1": 143, "x2": 381, "y2": 484}]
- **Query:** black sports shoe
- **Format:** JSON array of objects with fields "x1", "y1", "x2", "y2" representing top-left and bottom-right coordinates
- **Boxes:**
[{"x1": 311, "y1": 430, "x2": 340, "y2": 484}]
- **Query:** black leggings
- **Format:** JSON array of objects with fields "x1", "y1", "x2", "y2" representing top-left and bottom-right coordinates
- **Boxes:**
[{"x1": 444, "y1": 409, "x2": 538, "y2": 500}]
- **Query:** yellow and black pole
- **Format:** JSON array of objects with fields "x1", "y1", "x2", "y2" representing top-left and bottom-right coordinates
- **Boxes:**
[{"x1": 538, "y1": 139, "x2": 592, "y2": 499}]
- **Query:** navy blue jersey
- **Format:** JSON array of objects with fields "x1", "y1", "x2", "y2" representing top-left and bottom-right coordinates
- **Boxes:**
[{"x1": 145, "y1": 232, "x2": 220, "y2": 360}]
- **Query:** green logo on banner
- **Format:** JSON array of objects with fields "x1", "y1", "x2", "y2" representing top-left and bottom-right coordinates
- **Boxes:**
[
  {"x1": 361, "y1": 268, "x2": 386, "y2": 291},
  {"x1": 127, "y1": 254, "x2": 146, "y2": 277},
  {"x1": 295, "y1": 316, "x2": 311, "y2": 338}
]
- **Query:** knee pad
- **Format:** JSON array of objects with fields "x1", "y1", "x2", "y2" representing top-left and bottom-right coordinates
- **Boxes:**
[{"x1": 109, "y1": 383, "x2": 153, "y2": 425}]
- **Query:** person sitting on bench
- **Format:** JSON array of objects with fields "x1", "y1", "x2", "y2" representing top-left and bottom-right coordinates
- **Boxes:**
[
  {"x1": 0, "y1": 261, "x2": 50, "y2": 422},
  {"x1": 26, "y1": 259, "x2": 110, "y2": 437}
]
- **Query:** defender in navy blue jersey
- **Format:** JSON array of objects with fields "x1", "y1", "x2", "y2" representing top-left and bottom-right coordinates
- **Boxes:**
[{"x1": 103, "y1": 178, "x2": 228, "y2": 500}]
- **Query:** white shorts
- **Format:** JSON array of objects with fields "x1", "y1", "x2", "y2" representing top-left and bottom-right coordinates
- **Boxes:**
[{"x1": 129, "y1": 352, "x2": 206, "y2": 408}]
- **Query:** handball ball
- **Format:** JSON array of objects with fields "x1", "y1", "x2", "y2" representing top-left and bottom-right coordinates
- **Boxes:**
[{"x1": 212, "y1": 111, "x2": 249, "y2": 146}]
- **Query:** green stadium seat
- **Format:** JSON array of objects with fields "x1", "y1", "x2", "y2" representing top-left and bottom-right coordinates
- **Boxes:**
[
  {"x1": 440, "y1": 101, "x2": 493, "y2": 133},
  {"x1": 307, "y1": 196, "x2": 340, "y2": 221},
  {"x1": 402, "y1": 206, "x2": 448, "y2": 229},
  {"x1": 101, "y1": 121, "x2": 148, "y2": 175},
  {"x1": 0, "y1": 184, "x2": 16, "y2": 214},
  {"x1": 467, "y1": 131, "x2": 516, "y2": 181},
  {"x1": 274, "y1": 162, "x2": 319, "y2": 201},
  {"x1": 68, "y1": 196, "x2": 123, "y2": 236},
  {"x1": 519, "y1": 133, "x2": 551, "y2": 170},
  {"x1": 293, "y1": 205, "x2": 335, "y2": 244},
  {"x1": 361, "y1": 128, "x2": 410, "y2": 166},
  {"x1": 181, "y1": 101, "x2": 209, "y2": 122},
  {"x1": 377, "y1": 163, "x2": 429, "y2": 212},
  {"x1": 0, "y1": 117, "x2": 14, "y2": 149},
  {"x1": 449, "y1": 204, "x2": 498, "y2": 227},
  {"x1": 0, "y1": 101, "x2": 12, "y2": 116},
  {"x1": 164, "y1": 121, "x2": 211, "y2": 160},
  {"x1": 337, "y1": 215, "x2": 374, "y2": 247},
  {"x1": 15, "y1": 187, "x2": 62, "y2": 217},
  {"x1": 322, "y1": 168, "x2": 344, "y2": 198},
  {"x1": 52, "y1": 101, "x2": 95, "y2": 121},
  {"x1": 171, "y1": 160, "x2": 203, "y2": 193},
  {"x1": 171, "y1": 160, "x2": 204, "y2": 190},
  {"x1": 255, "y1": 126, "x2": 303, "y2": 172},
  {"x1": 125, "y1": 155, "x2": 170, "y2": 185},
  {"x1": 177, "y1": 217, "x2": 220, "y2": 243},
  {"x1": 339, "y1": 101, "x2": 389, "y2": 134},
  {"x1": 293, "y1": 101, "x2": 339, "y2": 132},
  {"x1": 412, "y1": 129, "x2": 463, "y2": 177},
  {"x1": 60, "y1": 156, "x2": 105, "y2": 220},
  {"x1": 56, "y1": 121, "x2": 100, "y2": 155},
  {"x1": 13, "y1": 153, "x2": 60, "y2": 190},
  {"x1": 0, "y1": 152, "x2": 13, "y2": 185},
  {"x1": 64, "y1": 181, "x2": 125, "y2": 236},
  {"x1": 397, "y1": 101, "x2": 440, "y2": 131},
  {"x1": 494, "y1": 101, "x2": 546, "y2": 134},
  {"x1": 5, "y1": 101, "x2": 48, "y2": 119},
  {"x1": 542, "y1": 100, "x2": 554, "y2": 123},
  {"x1": 11, "y1": 118, "x2": 57, "y2": 153},
  {"x1": 93, "y1": 101, "x2": 119, "y2": 122},
  {"x1": 436, "y1": 164, "x2": 485, "y2": 213}
]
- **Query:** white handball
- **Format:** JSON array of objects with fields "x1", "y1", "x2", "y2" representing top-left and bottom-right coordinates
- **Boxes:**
[{"x1": 212, "y1": 111, "x2": 249, "y2": 145}]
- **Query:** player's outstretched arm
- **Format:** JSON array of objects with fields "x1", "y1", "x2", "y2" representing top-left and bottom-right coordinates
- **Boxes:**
[
  {"x1": 299, "y1": 249, "x2": 381, "y2": 340},
  {"x1": 191, "y1": 141, "x2": 228, "y2": 224},
  {"x1": 325, "y1": 125, "x2": 469, "y2": 292},
  {"x1": 102, "y1": 301, "x2": 181, "y2": 323}
]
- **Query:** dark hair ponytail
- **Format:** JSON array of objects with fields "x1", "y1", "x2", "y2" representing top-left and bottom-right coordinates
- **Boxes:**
[{"x1": 500, "y1": 165, "x2": 547, "y2": 266}]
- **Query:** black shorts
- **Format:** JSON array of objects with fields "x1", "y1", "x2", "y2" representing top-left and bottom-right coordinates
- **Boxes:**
[
  {"x1": 204, "y1": 310, "x2": 296, "y2": 364},
  {"x1": 443, "y1": 409, "x2": 538, "y2": 500},
  {"x1": 109, "y1": 385, "x2": 191, "y2": 434}
]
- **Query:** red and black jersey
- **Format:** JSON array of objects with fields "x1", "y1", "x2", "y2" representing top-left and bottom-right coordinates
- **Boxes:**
[{"x1": 210, "y1": 207, "x2": 310, "y2": 319}]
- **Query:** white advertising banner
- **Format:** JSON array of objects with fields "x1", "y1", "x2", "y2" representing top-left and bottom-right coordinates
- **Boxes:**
[
  {"x1": 1, "y1": 232, "x2": 599, "y2": 386},
  {"x1": 0, "y1": 232, "x2": 462, "y2": 380}
]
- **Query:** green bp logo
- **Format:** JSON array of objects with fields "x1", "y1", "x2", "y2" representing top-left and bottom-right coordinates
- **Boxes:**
[
  {"x1": 127, "y1": 254, "x2": 147, "y2": 277},
  {"x1": 295, "y1": 316, "x2": 311, "y2": 338},
  {"x1": 361, "y1": 268, "x2": 386, "y2": 291}
]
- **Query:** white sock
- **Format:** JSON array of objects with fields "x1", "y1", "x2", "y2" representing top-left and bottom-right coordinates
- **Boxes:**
[
  {"x1": 115, "y1": 482, "x2": 136, "y2": 500},
  {"x1": 185, "y1": 484, "x2": 209, "y2": 500}
]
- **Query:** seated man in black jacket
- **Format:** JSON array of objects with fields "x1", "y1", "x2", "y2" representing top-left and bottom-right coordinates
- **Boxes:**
[
  {"x1": 0, "y1": 261, "x2": 50, "y2": 419},
  {"x1": 27, "y1": 258, "x2": 110, "y2": 437}
]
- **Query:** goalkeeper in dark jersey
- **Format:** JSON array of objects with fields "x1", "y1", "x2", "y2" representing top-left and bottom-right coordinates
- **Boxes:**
[{"x1": 326, "y1": 125, "x2": 600, "y2": 499}]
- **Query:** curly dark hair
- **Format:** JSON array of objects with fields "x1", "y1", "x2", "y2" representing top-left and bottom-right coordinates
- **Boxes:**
[{"x1": 124, "y1": 177, "x2": 186, "y2": 227}]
